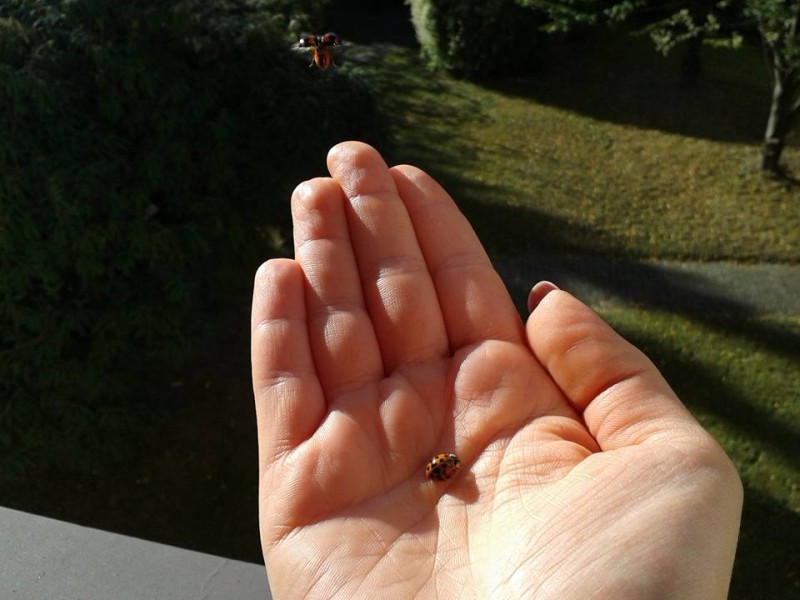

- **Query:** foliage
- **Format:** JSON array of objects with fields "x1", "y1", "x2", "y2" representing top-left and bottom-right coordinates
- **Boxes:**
[
  {"x1": 745, "y1": 1, "x2": 800, "y2": 171},
  {"x1": 406, "y1": 0, "x2": 545, "y2": 77},
  {"x1": 0, "y1": 0, "x2": 380, "y2": 473},
  {"x1": 515, "y1": 0, "x2": 747, "y2": 51}
]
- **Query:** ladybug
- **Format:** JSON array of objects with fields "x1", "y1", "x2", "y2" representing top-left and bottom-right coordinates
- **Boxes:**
[
  {"x1": 292, "y1": 32, "x2": 344, "y2": 71},
  {"x1": 425, "y1": 453, "x2": 461, "y2": 481}
]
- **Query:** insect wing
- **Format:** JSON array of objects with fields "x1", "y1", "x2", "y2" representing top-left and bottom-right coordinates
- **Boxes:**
[
  {"x1": 291, "y1": 33, "x2": 317, "y2": 53},
  {"x1": 292, "y1": 34, "x2": 349, "y2": 52},
  {"x1": 319, "y1": 32, "x2": 342, "y2": 47}
]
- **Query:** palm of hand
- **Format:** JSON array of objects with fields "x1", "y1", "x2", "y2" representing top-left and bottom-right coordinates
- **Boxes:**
[{"x1": 252, "y1": 143, "x2": 741, "y2": 599}]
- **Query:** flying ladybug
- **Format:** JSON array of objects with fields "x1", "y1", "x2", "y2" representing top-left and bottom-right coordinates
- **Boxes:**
[{"x1": 292, "y1": 32, "x2": 346, "y2": 71}]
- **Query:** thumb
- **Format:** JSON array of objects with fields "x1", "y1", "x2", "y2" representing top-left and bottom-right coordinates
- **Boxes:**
[{"x1": 526, "y1": 286, "x2": 708, "y2": 451}]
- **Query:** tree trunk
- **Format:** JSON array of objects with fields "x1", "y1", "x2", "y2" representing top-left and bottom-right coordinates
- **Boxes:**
[
  {"x1": 761, "y1": 86, "x2": 787, "y2": 174},
  {"x1": 761, "y1": 65, "x2": 789, "y2": 172},
  {"x1": 760, "y1": 31, "x2": 799, "y2": 174}
]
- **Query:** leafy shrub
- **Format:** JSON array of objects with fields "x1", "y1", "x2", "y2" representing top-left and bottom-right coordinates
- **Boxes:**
[
  {"x1": 406, "y1": 0, "x2": 546, "y2": 77},
  {"x1": 0, "y1": 0, "x2": 381, "y2": 473}
]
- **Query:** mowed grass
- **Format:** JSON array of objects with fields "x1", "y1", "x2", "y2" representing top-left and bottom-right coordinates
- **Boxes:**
[{"x1": 350, "y1": 36, "x2": 800, "y2": 596}]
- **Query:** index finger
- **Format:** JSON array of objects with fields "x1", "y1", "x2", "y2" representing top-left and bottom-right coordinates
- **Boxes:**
[
  {"x1": 251, "y1": 258, "x2": 325, "y2": 463},
  {"x1": 327, "y1": 142, "x2": 449, "y2": 370}
]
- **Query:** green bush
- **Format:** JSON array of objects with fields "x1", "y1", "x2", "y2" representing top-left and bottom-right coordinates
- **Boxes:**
[
  {"x1": 406, "y1": 0, "x2": 546, "y2": 77},
  {"x1": 0, "y1": 0, "x2": 381, "y2": 473}
]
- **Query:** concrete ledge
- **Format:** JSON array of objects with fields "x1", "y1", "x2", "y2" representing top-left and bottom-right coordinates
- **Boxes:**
[{"x1": 1, "y1": 507, "x2": 271, "y2": 599}]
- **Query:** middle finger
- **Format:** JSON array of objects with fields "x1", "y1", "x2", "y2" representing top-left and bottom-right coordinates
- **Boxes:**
[{"x1": 327, "y1": 142, "x2": 449, "y2": 372}]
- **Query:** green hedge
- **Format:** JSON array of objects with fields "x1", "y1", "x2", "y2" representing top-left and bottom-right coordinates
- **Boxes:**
[
  {"x1": 407, "y1": 0, "x2": 546, "y2": 77},
  {"x1": 0, "y1": 0, "x2": 381, "y2": 473}
]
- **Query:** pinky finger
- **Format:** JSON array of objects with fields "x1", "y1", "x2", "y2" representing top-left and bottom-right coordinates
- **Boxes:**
[{"x1": 251, "y1": 259, "x2": 325, "y2": 465}]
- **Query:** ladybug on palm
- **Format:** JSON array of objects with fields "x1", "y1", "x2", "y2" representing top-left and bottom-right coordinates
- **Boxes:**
[{"x1": 425, "y1": 453, "x2": 461, "y2": 481}]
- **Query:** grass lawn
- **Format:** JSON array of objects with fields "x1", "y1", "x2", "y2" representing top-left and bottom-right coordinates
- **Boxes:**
[{"x1": 3, "y1": 26, "x2": 799, "y2": 598}]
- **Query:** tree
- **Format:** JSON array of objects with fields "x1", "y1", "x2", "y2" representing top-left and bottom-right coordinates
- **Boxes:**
[
  {"x1": 749, "y1": 2, "x2": 800, "y2": 173},
  {"x1": 519, "y1": 0, "x2": 800, "y2": 175}
]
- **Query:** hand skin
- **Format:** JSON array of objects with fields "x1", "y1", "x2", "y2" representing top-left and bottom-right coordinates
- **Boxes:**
[{"x1": 251, "y1": 141, "x2": 742, "y2": 599}]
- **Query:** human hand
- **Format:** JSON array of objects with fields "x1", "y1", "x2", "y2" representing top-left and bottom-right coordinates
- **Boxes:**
[{"x1": 251, "y1": 142, "x2": 742, "y2": 599}]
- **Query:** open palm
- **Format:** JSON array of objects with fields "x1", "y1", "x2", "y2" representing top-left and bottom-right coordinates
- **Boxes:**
[{"x1": 251, "y1": 142, "x2": 741, "y2": 599}]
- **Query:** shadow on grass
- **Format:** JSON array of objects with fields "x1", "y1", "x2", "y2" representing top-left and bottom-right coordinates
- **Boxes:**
[
  {"x1": 730, "y1": 488, "x2": 800, "y2": 599},
  {"x1": 612, "y1": 313, "x2": 799, "y2": 468},
  {"x1": 496, "y1": 254, "x2": 800, "y2": 357},
  {"x1": 480, "y1": 31, "x2": 769, "y2": 145}
]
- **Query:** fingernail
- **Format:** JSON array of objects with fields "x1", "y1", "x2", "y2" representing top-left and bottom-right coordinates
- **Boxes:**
[{"x1": 527, "y1": 281, "x2": 560, "y2": 313}]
